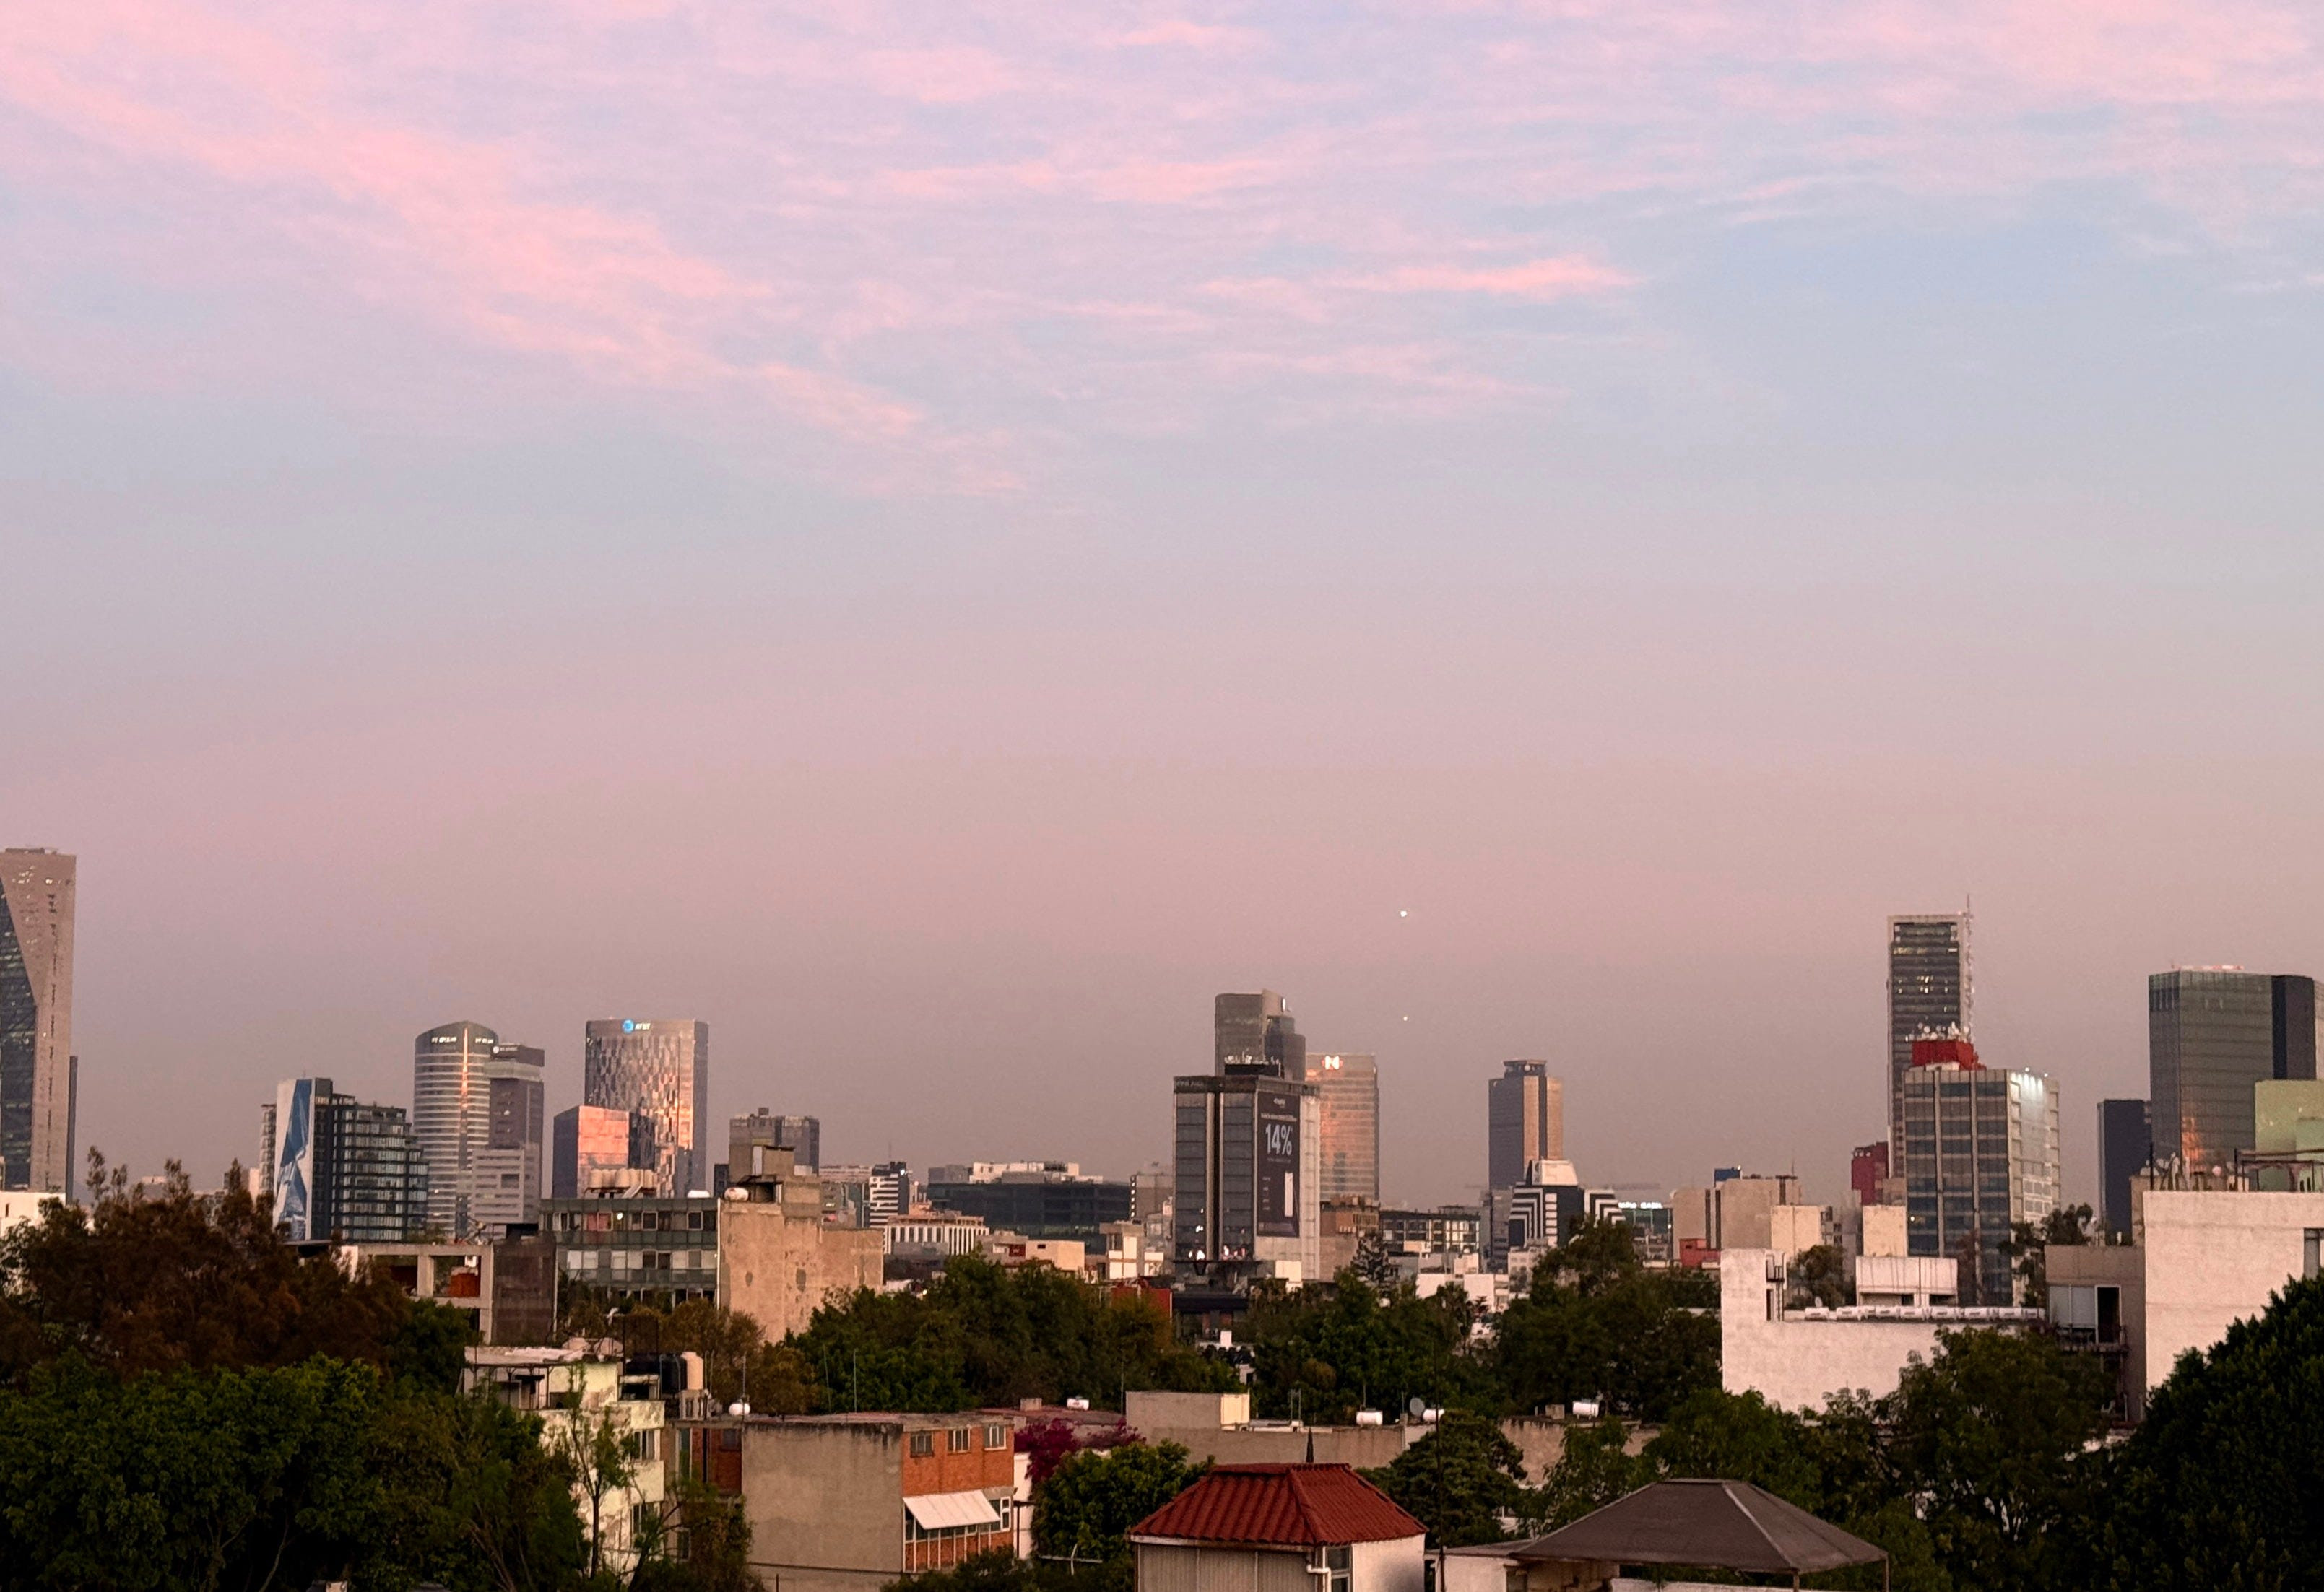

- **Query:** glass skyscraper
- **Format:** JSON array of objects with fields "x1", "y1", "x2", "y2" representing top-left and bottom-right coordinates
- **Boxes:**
[
  {"x1": 584, "y1": 1019, "x2": 711, "y2": 1197},
  {"x1": 2149, "y1": 970, "x2": 2320, "y2": 1175},
  {"x1": 412, "y1": 1022, "x2": 545, "y2": 1238},
  {"x1": 1304, "y1": 1051, "x2": 1379, "y2": 1204},
  {"x1": 0, "y1": 848, "x2": 75, "y2": 1193},
  {"x1": 1888, "y1": 913, "x2": 1969, "y2": 1162},
  {"x1": 1899, "y1": 1038, "x2": 2060, "y2": 1304},
  {"x1": 2096, "y1": 1097, "x2": 2151, "y2": 1237},
  {"x1": 260, "y1": 1076, "x2": 428, "y2": 1244},
  {"x1": 1487, "y1": 1059, "x2": 1562, "y2": 1194}
]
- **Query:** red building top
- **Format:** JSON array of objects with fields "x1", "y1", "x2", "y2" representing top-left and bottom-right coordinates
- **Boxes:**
[
  {"x1": 1909, "y1": 1035, "x2": 1982, "y2": 1070},
  {"x1": 1131, "y1": 1464, "x2": 1425, "y2": 1547}
]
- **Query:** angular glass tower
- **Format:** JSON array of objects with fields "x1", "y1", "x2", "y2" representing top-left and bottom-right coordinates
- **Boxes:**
[
  {"x1": 412, "y1": 1021, "x2": 545, "y2": 1238},
  {"x1": 1302, "y1": 1051, "x2": 1379, "y2": 1204},
  {"x1": 1487, "y1": 1058, "x2": 1562, "y2": 1194},
  {"x1": 2149, "y1": 969, "x2": 2319, "y2": 1173},
  {"x1": 0, "y1": 849, "x2": 76, "y2": 1193},
  {"x1": 584, "y1": 1018, "x2": 711, "y2": 1197},
  {"x1": 1888, "y1": 913, "x2": 1970, "y2": 1161}
]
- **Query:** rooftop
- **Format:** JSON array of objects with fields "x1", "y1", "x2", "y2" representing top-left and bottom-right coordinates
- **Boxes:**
[{"x1": 1130, "y1": 1464, "x2": 1424, "y2": 1548}]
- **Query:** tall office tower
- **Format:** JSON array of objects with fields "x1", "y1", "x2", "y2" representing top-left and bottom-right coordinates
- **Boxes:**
[
  {"x1": 412, "y1": 1023, "x2": 546, "y2": 1238},
  {"x1": 0, "y1": 849, "x2": 76, "y2": 1193},
  {"x1": 1173, "y1": 1071, "x2": 1321, "y2": 1283},
  {"x1": 1486, "y1": 1060, "x2": 1564, "y2": 1194},
  {"x1": 1888, "y1": 913, "x2": 1970, "y2": 1162},
  {"x1": 2149, "y1": 969, "x2": 2320, "y2": 1174},
  {"x1": 2095, "y1": 1099, "x2": 2151, "y2": 1238},
  {"x1": 1215, "y1": 991, "x2": 1305, "y2": 1078},
  {"x1": 729, "y1": 1110, "x2": 820, "y2": 1177},
  {"x1": 550, "y1": 1103, "x2": 655, "y2": 1199},
  {"x1": 584, "y1": 1019, "x2": 711, "y2": 1197},
  {"x1": 262, "y1": 1076, "x2": 430, "y2": 1244},
  {"x1": 1897, "y1": 1035, "x2": 2060, "y2": 1304},
  {"x1": 1301, "y1": 1051, "x2": 1380, "y2": 1202}
]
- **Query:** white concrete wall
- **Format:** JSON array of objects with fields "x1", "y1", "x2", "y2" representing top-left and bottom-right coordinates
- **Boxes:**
[
  {"x1": 1352, "y1": 1536, "x2": 1427, "y2": 1592},
  {"x1": 1439, "y1": 1550, "x2": 1515, "y2": 1592},
  {"x1": 2139, "y1": 1189, "x2": 2324, "y2": 1391},
  {"x1": 1720, "y1": 1248, "x2": 1948, "y2": 1410}
]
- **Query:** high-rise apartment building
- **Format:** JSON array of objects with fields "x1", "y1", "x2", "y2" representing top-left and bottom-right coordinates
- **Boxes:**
[
  {"x1": 729, "y1": 1110, "x2": 819, "y2": 1178},
  {"x1": 412, "y1": 1023, "x2": 545, "y2": 1238},
  {"x1": 1302, "y1": 1051, "x2": 1379, "y2": 1203},
  {"x1": 1898, "y1": 1035, "x2": 2060, "y2": 1303},
  {"x1": 1487, "y1": 1060, "x2": 1563, "y2": 1194},
  {"x1": 2095, "y1": 1098, "x2": 2151, "y2": 1237},
  {"x1": 261, "y1": 1076, "x2": 429, "y2": 1244},
  {"x1": 552, "y1": 1103, "x2": 656, "y2": 1199},
  {"x1": 1889, "y1": 913, "x2": 1970, "y2": 1161},
  {"x1": 2149, "y1": 969, "x2": 2319, "y2": 1174},
  {"x1": 585, "y1": 1019, "x2": 711, "y2": 1197},
  {"x1": 0, "y1": 849, "x2": 76, "y2": 1193}
]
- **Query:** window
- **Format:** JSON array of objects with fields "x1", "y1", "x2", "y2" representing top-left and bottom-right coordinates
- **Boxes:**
[
  {"x1": 911, "y1": 1431, "x2": 935, "y2": 1457},
  {"x1": 985, "y1": 1423, "x2": 1008, "y2": 1450},
  {"x1": 948, "y1": 1427, "x2": 973, "y2": 1453},
  {"x1": 2306, "y1": 1229, "x2": 2322, "y2": 1279},
  {"x1": 1317, "y1": 1545, "x2": 1350, "y2": 1592}
]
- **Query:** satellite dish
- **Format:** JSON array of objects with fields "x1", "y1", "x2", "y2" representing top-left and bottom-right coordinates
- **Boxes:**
[{"x1": 1407, "y1": 1396, "x2": 1426, "y2": 1418}]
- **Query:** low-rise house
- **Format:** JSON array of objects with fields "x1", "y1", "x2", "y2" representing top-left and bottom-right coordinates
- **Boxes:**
[
  {"x1": 669, "y1": 1412, "x2": 1019, "y2": 1592},
  {"x1": 1127, "y1": 1463, "x2": 1426, "y2": 1592},
  {"x1": 467, "y1": 1344, "x2": 669, "y2": 1573}
]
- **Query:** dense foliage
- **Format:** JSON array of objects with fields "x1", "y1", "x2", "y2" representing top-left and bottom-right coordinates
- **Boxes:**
[
  {"x1": 791, "y1": 1254, "x2": 1233, "y2": 1411},
  {"x1": 1362, "y1": 1410, "x2": 1538, "y2": 1546},
  {"x1": 1241, "y1": 1267, "x2": 1493, "y2": 1422},
  {"x1": 1493, "y1": 1219, "x2": 1721, "y2": 1420}
]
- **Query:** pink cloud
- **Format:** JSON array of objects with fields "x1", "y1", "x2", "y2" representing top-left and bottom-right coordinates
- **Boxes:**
[
  {"x1": 1119, "y1": 19, "x2": 1266, "y2": 53},
  {"x1": 1353, "y1": 256, "x2": 1636, "y2": 299}
]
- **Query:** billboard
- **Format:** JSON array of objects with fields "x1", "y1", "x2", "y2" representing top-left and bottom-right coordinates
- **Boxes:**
[
  {"x1": 1254, "y1": 1085, "x2": 1301, "y2": 1238},
  {"x1": 273, "y1": 1077, "x2": 321, "y2": 1242}
]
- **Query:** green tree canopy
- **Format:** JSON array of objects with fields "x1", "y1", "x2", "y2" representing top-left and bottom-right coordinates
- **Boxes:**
[
  {"x1": 1033, "y1": 1439, "x2": 1205, "y2": 1570},
  {"x1": 1243, "y1": 1268, "x2": 1490, "y2": 1424},
  {"x1": 1494, "y1": 1223, "x2": 1718, "y2": 1421},
  {"x1": 1363, "y1": 1409, "x2": 1535, "y2": 1546}
]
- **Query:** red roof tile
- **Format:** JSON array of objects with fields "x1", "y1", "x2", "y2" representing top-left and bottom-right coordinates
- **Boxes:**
[{"x1": 1130, "y1": 1465, "x2": 1426, "y2": 1547}]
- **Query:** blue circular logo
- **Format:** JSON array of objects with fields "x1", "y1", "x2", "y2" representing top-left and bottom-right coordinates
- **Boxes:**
[{"x1": 622, "y1": 1019, "x2": 635, "y2": 1032}]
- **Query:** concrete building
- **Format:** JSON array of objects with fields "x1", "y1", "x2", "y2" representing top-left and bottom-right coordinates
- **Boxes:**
[
  {"x1": 2046, "y1": 1241, "x2": 2143, "y2": 1421},
  {"x1": 1096, "y1": 1219, "x2": 1168, "y2": 1281},
  {"x1": 2134, "y1": 1186, "x2": 2324, "y2": 1399},
  {"x1": 1898, "y1": 1037, "x2": 2061, "y2": 1303},
  {"x1": 1318, "y1": 1196, "x2": 1382, "y2": 1277},
  {"x1": 584, "y1": 1018, "x2": 711, "y2": 1197},
  {"x1": 1720, "y1": 1247, "x2": 2040, "y2": 1411},
  {"x1": 552, "y1": 1103, "x2": 656, "y2": 1201},
  {"x1": 1496, "y1": 1160, "x2": 1583, "y2": 1271},
  {"x1": 342, "y1": 1236, "x2": 553, "y2": 1344},
  {"x1": 1304, "y1": 1050, "x2": 1380, "y2": 1204},
  {"x1": 671, "y1": 1412, "x2": 1018, "y2": 1592},
  {"x1": 1487, "y1": 1061, "x2": 1563, "y2": 1194},
  {"x1": 2097, "y1": 1098, "x2": 2152, "y2": 1235},
  {"x1": 1707, "y1": 1174, "x2": 1803, "y2": 1252},
  {"x1": 543, "y1": 1188, "x2": 722, "y2": 1302},
  {"x1": 729, "y1": 1110, "x2": 819, "y2": 1177},
  {"x1": 2149, "y1": 969, "x2": 2320, "y2": 1175},
  {"x1": 883, "y1": 1212, "x2": 989, "y2": 1259},
  {"x1": 718, "y1": 1151, "x2": 885, "y2": 1339},
  {"x1": 822, "y1": 1162, "x2": 914, "y2": 1227},
  {"x1": 984, "y1": 1232, "x2": 1084, "y2": 1271},
  {"x1": 1887, "y1": 912, "x2": 1969, "y2": 1162},
  {"x1": 1122, "y1": 1391, "x2": 1418, "y2": 1471},
  {"x1": 412, "y1": 1022, "x2": 545, "y2": 1238},
  {"x1": 261, "y1": 1076, "x2": 430, "y2": 1243},
  {"x1": 1380, "y1": 1206, "x2": 1481, "y2": 1256},
  {"x1": 1129, "y1": 1463, "x2": 1426, "y2": 1592},
  {"x1": 923, "y1": 1162, "x2": 1134, "y2": 1242},
  {"x1": 1849, "y1": 1141, "x2": 1889, "y2": 1209},
  {"x1": 0, "y1": 848, "x2": 75, "y2": 1193},
  {"x1": 1174, "y1": 1071, "x2": 1322, "y2": 1285},
  {"x1": 469, "y1": 1345, "x2": 667, "y2": 1573}
]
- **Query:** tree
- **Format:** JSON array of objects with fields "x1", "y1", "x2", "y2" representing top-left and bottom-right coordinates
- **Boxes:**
[
  {"x1": 1365, "y1": 1409, "x2": 1535, "y2": 1545},
  {"x1": 1537, "y1": 1416, "x2": 1649, "y2": 1531},
  {"x1": 1033, "y1": 1440, "x2": 1205, "y2": 1573},
  {"x1": 1352, "y1": 1232, "x2": 1402, "y2": 1292},
  {"x1": 1495, "y1": 1225, "x2": 1718, "y2": 1421},
  {"x1": 630, "y1": 1476, "x2": 763, "y2": 1592},
  {"x1": 2006, "y1": 1204, "x2": 2094, "y2": 1310},
  {"x1": 1787, "y1": 1245, "x2": 1851, "y2": 1310},
  {"x1": 2075, "y1": 1273, "x2": 2324, "y2": 1591},
  {"x1": 552, "y1": 1401, "x2": 638, "y2": 1579},
  {"x1": 1244, "y1": 1270, "x2": 1488, "y2": 1424}
]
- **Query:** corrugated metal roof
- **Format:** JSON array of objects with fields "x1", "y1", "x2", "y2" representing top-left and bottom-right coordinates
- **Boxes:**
[
  {"x1": 1510, "y1": 1481, "x2": 1883, "y2": 1574},
  {"x1": 1129, "y1": 1465, "x2": 1426, "y2": 1547}
]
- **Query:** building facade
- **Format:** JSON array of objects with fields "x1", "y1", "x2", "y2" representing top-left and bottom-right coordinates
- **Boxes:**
[
  {"x1": 1486, "y1": 1060, "x2": 1562, "y2": 1195},
  {"x1": 922, "y1": 1165, "x2": 1134, "y2": 1241},
  {"x1": 1304, "y1": 1050, "x2": 1380, "y2": 1204},
  {"x1": 2149, "y1": 970, "x2": 2319, "y2": 1174},
  {"x1": 0, "y1": 848, "x2": 75, "y2": 1193},
  {"x1": 1216, "y1": 990, "x2": 1305, "y2": 1076},
  {"x1": 2097, "y1": 1097, "x2": 2152, "y2": 1236},
  {"x1": 542, "y1": 1190, "x2": 721, "y2": 1302},
  {"x1": 1888, "y1": 913, "x2": 1969, "y2": 1162},
  {"x1": 584, "y1": 1018, "x2": 711, "y2": 1196},
  {"x1": 719, "y1": 1152, "x2": 887, "y2": 1338},
  {"x1": 552, "y1": 1103, "x2": 656, "y2": 1199},
  {"x1": 412, "y1": 1022, "x2": 545, "y2": 1238},
  {"x1": 729, "y1": 1109, "x2": 820, "y2": 1177},
  {"x1": 261, "y1": 1076, "x2": 429, "y2": 1243},
  {"x1": 1174, "y1": 1071, "x2": 1322, "y2": 1284},
  {"x1": 1898, "y1": 1038, "x2": 2061, "y2": 1302},
  {"x1": 1380, "y1": 1205, "x2": 1482, "y2": 1256}
]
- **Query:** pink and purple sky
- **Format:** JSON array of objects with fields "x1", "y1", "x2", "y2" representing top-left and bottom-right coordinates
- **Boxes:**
[{"x1": 8, "y1": 0, "x2": 2324, "y2": 1205}]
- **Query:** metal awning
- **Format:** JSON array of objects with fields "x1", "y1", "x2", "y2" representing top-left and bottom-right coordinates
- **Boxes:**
[{"x1": 906, "y1": 1491, "x2": 1002, "y2": 1531}]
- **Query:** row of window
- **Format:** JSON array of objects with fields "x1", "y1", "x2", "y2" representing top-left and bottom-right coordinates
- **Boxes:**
[{"x1": 905, "y1": 1423, "x2": 1011, "y2": 1457}]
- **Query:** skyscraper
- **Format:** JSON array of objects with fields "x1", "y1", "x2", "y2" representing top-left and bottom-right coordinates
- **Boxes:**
[
  {"x1": 1888, "y1": 913, "x2": 1969, "y2": 1162},
  {"x1": 1301, "y1": 1051, "x2": 1379, "y2": 1203},
  {"x1": 1215, "y1": 991, "x2": 1305, "y2": 1076},
  {"x1": 551, "y1": 1103, "x2": 655, "y2": 1199},
  {"x1": 412, "y1": 1022, "x2": 545, "y2": 1238},
  {"x1": 261, "y1": 1076, "x2": 429, "y2": 1244},
  {"x1": 1898, "y1": 1035, "x2": 2060, "y2": 1303},
  {"x1": 1487, "y1": 1060, "x2": 1562, "y2": 1194},
  {"x1": 2095, "y1": 1098, "x2": 2151, "y2": 1237},
  {"x1": 2149, "y1": 969, "x2": 2319, "y2": 1173},
  {"x1": 0, "y1": 848, "x2": 75, "y2": 1193},
  {"x1": 584, "y1": 1019, "x2": 711, "y2": 1196}
]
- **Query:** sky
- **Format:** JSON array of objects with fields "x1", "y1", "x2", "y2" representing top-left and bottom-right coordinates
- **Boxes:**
[{"x1": 6, "y1": 0, "x2": 2324, "y2": 1209}]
